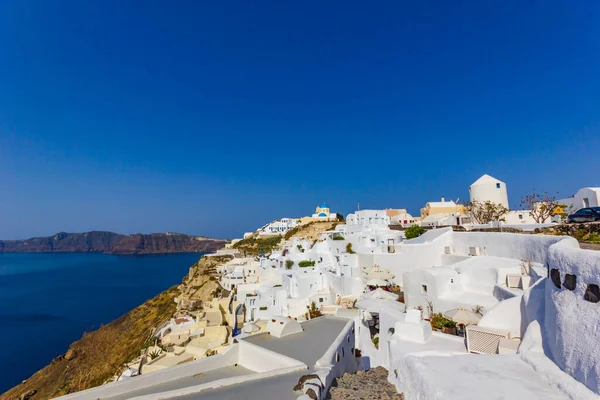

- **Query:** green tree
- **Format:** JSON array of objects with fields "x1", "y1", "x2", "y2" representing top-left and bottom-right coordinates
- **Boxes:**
[{"x1": 405, "y1": 225, "x2": 425, "y2": 239}]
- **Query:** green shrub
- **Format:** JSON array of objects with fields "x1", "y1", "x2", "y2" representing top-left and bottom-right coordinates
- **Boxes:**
[
  {"x1": 259, "y1": 306, "x2": 268, "y2": 311},
  {"x1": 429, "y1": 313, "x2": 456, "y2": 331},
  {"x1": 232, "y1": 235, "x2": 282, "y2": 256},
  {"x1": 332, "y1": 236, "x2": 345, "y2": 241},
  {"x1": 285, "y1": 260, "x2": 294, "y2": 269},
  {"x1": 346, "y1": 243, "x2": 355, "y2": 254},
  {"x1": 372, "y1": 337, "x2": 379, "y2": 349},
  {"x1": 298, "y1": 260, "x2": 316, "y2": 268},
  {"x1": 405, "y1": 225, "x2": 425, "y2": 240}
]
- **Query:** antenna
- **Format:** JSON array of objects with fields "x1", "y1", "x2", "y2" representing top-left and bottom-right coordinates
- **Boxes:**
[{"x1": 357, "y1": 202, "x2": 360, "y2": 211}]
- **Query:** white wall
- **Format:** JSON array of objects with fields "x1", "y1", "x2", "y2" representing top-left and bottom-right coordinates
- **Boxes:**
[
  {"x1": 559, "y1": 188, "x2": 600, "y2": 210},
  {"x1": 238, "y1": 339, "x2": 307, "y2": 372},
  {"x1": 314, "y1": 318, "x2": 358, "y2": 390},
  {"x1": 477, "y1": 296, "x2": 524, "y2": 339},
  {"x1": 359, "y1": 229, "x2": 452, "y2": 287},
  {"x1": 545, "y1": 240, "x2": 600, "y2": 394},
  {"x1": 449, "y1": 232, "x2": 577, "y2": 265}
]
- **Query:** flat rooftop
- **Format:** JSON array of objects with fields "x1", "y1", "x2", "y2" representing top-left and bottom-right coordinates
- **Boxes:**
[
  {"x1": 404, "y1": 354, "x2": 568, "y2": 400},
  {"x1": 105, "y1": 366, "x2": 254, "y2": 400},
  {"x1": 174, "y1": 371, "x2": 302, "y2": 400},
  {"x1": 178, "y1": 317, "x2": 349, "y2": 400},
  {"x1": 106, "y1": 317, "x2": 349, "y2": 400},
  {"x1": 242, "y1": 316, "x2": 348, "y2": 366}
]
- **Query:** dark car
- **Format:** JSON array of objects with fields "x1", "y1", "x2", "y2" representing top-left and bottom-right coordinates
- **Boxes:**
[{"x1": 567, "y1": 207, "x2": 600, "y2": 223}]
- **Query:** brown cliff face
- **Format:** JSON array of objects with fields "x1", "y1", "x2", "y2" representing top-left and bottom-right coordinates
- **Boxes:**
[
  {"x1": 0, "y1": 286, "x2": 180, "y2": 400},
  {"x1": 0, "y1": 231, "x2": 228, "y2": 255}
]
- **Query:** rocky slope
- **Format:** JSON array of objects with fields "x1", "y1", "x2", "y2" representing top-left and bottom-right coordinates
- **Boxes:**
[
  {"x1": 1, "y1": 255, "x2": 229, "y2": 400},
  {"x1": 0, "y1": 231, "x2": 228, "y2": 255},
  {"x1": 0, "y1": 287, "x2": 179, "y2": 400},
  {"x1": 327, "y1": 367, "x2": 403, "y2": 399}
]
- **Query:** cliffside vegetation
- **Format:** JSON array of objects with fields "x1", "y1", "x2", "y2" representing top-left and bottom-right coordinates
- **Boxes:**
[
  {"x1": 232, "y1": 235, "x2": 282, "y2": 255},
  {"x1": 283, "y1": 221, "x2": 339, "y2": 241}
]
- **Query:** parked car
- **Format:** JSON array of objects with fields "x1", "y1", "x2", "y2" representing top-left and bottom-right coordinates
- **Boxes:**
[{"x1": 567, "y1": 207, "x2": 600, "y2": 223}]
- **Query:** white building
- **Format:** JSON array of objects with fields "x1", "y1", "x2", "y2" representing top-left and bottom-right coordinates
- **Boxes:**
[
  {"x1": 56, "y1": 213, "x2": 600, "y2": 400},
  {"x1": 558, "y1": 187, "x2": 600, "y2": 211},
  {"x1": 257, "y1": 217, "x2": 300, "y2": 236},
  {"x1": 469, "y1": 174, "x2": 551, "y2": 226},
  {"x1": 469, "y1": 174, "x2": 509, "y2": 208},
  {"x1": 346, "y1": 210, "x2": 391, "y2": 231},
  {"x1": 218, "y1": 258, "x2": 260, "y2": 291}
]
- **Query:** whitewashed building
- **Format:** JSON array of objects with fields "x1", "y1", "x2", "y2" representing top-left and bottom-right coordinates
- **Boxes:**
[
  {"x1": 257, "y1": 217, "x2": 300, "y2": 236},
  {"x1": 558, "y1": 187, "x2": 600, "y2": 211}
]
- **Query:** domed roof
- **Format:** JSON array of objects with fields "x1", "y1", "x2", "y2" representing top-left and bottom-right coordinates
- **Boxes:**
[{"x1": 320, "y1": 203, "x2": 329, "y2": 208}]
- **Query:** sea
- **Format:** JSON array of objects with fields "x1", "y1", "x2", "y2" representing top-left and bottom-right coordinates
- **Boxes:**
[{"x1": 0, "y1": 252, "x2": 204, "y2": 394}]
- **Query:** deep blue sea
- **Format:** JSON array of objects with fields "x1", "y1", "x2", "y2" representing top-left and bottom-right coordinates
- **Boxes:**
[{"x1": 0, "y1": 252, "x2": 203, "y2": 393}]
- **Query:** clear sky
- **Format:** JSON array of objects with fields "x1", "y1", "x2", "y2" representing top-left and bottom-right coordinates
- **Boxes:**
[{"x1": 0, "y1": 1, "x2": 599, "y2": 240}]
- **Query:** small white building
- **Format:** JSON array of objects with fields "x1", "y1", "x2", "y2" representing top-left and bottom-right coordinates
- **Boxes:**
[
  {"x1": 346, "y1": 210, "x2": 391, "y2": 231},
  {"x1": 558, "y1": 187, "x2": 600, "y2": 211},
  {"x1": 257, "y1": 217, "x2": 300, "y2": 236}
]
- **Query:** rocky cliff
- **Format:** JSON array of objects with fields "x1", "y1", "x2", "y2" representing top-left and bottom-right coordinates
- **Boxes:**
[{"x1": 0, "y1": 231, "x2": 228, "y2": 255}]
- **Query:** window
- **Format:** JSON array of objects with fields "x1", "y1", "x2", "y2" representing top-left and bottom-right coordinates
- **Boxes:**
[
  {"x1": 585, "y1": 284, "x2": 600, "y2": 303},
  {"x1": 518, "y1": 214, "x2": 523, "y2": 220},
  {"x1": 421, "y1": 284, "x2": 428, "y2": 294},
  {"x1": 319, "y1": 297, "x2": 324, "y2": 303},
  {"x1": 496, "y1": 183, "x2": 501, "y2": 189},
  {"x1": 550, "y1": 269, "x2": 561, "y2": 289},
  {"x1": 563, "y1": 274, "x2": 576, "y2": 291},
  {"x1": 336, "y1": 352, "x2": 340, "y2": 362},
  {"x1": 342, "y1": 347, "x2": 345, "y2": 357}
]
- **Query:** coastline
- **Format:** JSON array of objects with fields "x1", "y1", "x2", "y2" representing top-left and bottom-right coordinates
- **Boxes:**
[{"x1": 0, "y1": 252, "x2": 216, "y2": 398}]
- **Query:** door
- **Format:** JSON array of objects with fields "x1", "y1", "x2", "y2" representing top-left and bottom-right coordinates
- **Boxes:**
[{"x1": 583, "y1": 198, "x2": 590, "y2": 208}]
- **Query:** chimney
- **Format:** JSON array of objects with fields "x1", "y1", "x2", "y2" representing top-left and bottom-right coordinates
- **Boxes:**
[{"x1": 441, "y1": 196, "x2": 445, "y2": 202}]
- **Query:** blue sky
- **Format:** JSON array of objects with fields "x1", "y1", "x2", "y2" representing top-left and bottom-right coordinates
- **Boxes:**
[{"x1": 1, "y1": 1, "x2": 599, "y2": 239}]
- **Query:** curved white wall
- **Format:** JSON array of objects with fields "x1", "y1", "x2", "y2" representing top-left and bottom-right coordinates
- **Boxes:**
[{"x1": 545, "y1": 242, "x2": 600, "y2": 394}]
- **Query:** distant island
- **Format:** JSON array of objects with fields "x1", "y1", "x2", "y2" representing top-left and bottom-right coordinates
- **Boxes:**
[{"x1": 0, "y1": 231, "x2": 228, "y2": 255}]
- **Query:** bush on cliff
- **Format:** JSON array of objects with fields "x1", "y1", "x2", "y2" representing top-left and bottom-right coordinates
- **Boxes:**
[{"x1": 405, "y1": 225, "x2": 425, "y2": 240}]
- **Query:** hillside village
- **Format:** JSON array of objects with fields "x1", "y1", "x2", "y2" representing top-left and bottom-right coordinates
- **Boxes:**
[{"x1": 30, "y1": 175, "x2": 600, "y2": 400}]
